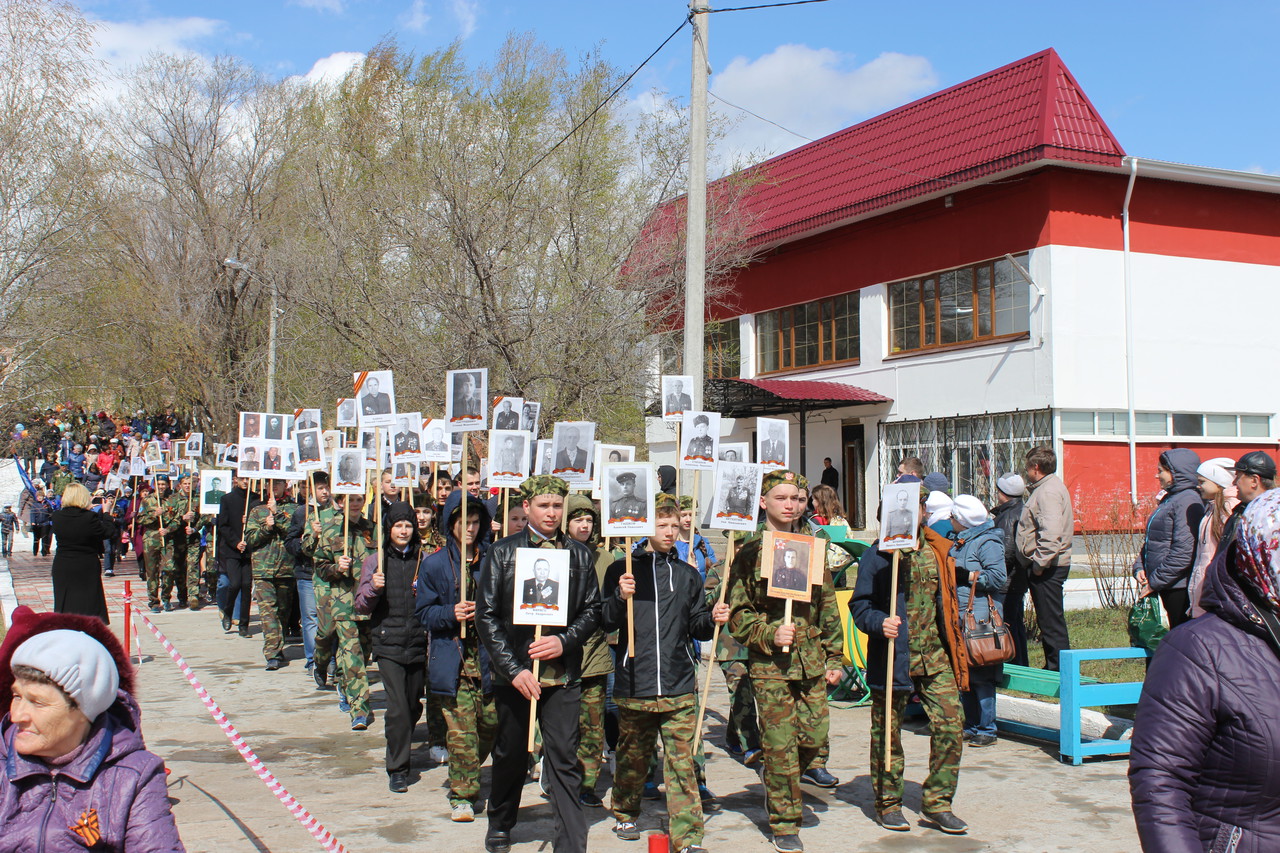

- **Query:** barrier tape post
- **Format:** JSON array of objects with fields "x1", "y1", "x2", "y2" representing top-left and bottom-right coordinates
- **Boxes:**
[
  {"x1": 123, "y1": 581, "x2": 133, "y2": 660},
  {"x1": 121, "y1": 594, "x2": 348, "y2": 853}
]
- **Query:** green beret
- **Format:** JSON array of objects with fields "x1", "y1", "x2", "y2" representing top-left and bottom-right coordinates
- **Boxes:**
[
  {"x1": 519, "y1": 474, "x2": 569, "y2": 502},
  {"x1": 761, "y1": 468, "x2": 807, "y2": 495}
]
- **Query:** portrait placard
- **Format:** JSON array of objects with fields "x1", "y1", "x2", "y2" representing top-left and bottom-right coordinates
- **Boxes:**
[
  {"x1": 321, "y1": 430, "x2": 344, "y2": 459},
  {"x1": 239, "y1": 411, "x2": 263, "y2": 443},
  {"x1": 420, "y1": 418, "x2": 451, "y2": 463},
  {"x1": 294, "y1": 408, "x2": 322, "y2": 432},
  {"x1": 718, "y1": 442, "x2": 750, "y2": 463},
  {"x1": 488, "y1": 430, "x2": 531, "y2": 487},
  {"x1": 172, "y1": 440, "x2": 187, "y2": 461},
  {"x1": 756, "y1": 417, "x2": 790, "y2": 471},
  {"x1": 520, "y1": 401, "x2": 541, "y2": 438},
  {"x1": 710, "y1": 461, "x2": 763, "y2": 531},
  {"x1": 512, "y1": 547, "x2": 570, "y2": 627},
  {"x1": 215, "y1": 444, "x2": 237, "y2": 469},
  {"x1": 185, "y1": 433, "x2": 204, "y2": 457},
  {"x1": 662, "y1": 375, "x2": 694, "y2": 422},
  {"x1": 391, "y1": 412, "x2": 424, "y2": 461},
  {"x1": 129, "y1": 456, "x2": 147, "y2": 477},
  {"x1": 200, "y1": 470, "x2": 231, "y2": 515},
  {"x1": 259, "y1": 443, "x2": 288, "y2": 478},
  {"x1": 762, "y1": 530, "x2": 821, "y2": 601},
  {"x1": 331, "y1": 448, "x2": 366, "y2": 494},
  {"x1": 358, "y1": 427, "x2": 381, "y2": 469},
  {"x1": 353, "y1": 370, "x2": 397, "y2": 427},
  {"x1": 492, "y1": 396, "x2": 523, "y2": 431},
  {"x1": 143, "y1": 441, "x2": 165, "y2": 471},
  {"x1": 879, "y1": 482, "x2": 921, "y2": 550},
  {"x1": 295, "y1": 427, "x2": 325, "y2": 471},
  {"x1": 534, "y1": 439, "x2": 553, "y2": 475},
  {"x1": 392, "y1": 461, "x2": 417, "y2": 488},
  {"x1": 104, "y1": 472, "x2": 124, "y2": 493},
  {"x1": 680, "y1": 411, "x2": 720, "y2": 471},
  {"x1": 601, "y1": 463, "x2": 655, "y2": 538},
  {"x1": 592, "y1": 444, "x2": 635, "y2": 499},
  {"x1": 336, "y1": 398, "x2": 358, "y2": 428},
  {"x1": 446, "y1": 368, "x2": 488, "y2": 433},
  {"x1": 550, "y1": 421, "x2": 596, "y2": 485}
]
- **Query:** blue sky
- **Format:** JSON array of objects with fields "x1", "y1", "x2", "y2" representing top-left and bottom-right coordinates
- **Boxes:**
[{"x1": 81, "y1": 0, "x2": 1279, "y2": 173}]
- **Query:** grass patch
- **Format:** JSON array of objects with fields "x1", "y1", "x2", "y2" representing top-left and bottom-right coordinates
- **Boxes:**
[{"x1": 1012, "y1": 607, "x2": 1145, "y2": 717}]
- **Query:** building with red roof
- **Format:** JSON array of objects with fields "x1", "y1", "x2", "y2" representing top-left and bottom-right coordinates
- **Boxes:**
[{"x1": 649, "y1": 48, "x2": 1279, "y2": 529}]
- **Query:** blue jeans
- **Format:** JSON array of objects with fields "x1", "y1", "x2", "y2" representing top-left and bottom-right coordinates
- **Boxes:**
[
  {"x1": 102, "y1": 538, "x2": 114, "y2": 572},
  {"x1": 1, "y1": 530, "x2": 12, "y2": 555},
  {"x1": 962, "y1": 681, "x2": 998, "y2": 737},
  {"x1": 296, "y1": 575, "x2": 317, "y2": 669}
]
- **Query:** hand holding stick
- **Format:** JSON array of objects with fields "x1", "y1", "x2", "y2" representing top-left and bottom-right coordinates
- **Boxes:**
[
  {"x1": 460, "y1": 455, "x2": 469, "y2": 639},
  {"x1": 625, "y1": 537, "x2": 635, "y2": 659},
  {"x1": 782, "y1": 599, "x2": 794, "y2": 653},
  {"x1": 527, "y1": 625, "x2": 543, "y2": 751}
]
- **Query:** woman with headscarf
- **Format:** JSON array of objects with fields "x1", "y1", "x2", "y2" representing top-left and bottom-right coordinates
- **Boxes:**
[
  {"x1": 0, "y1": 606, "x2": 185, "y2": 851},
  {"x1": 355, "y1": 501, "x2": 426, "y2": 794},
  {"x1": 949, "y1": 495, "x2": 1008, "y2": 747},
  {"x1": 1129, "y1": 488, "x2": 1280, "y2": 852}
]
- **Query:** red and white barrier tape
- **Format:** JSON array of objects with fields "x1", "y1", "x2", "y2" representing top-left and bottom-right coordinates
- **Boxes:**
[{"x1": 121, "y1": 592, "x2": 348, "y2": 853}]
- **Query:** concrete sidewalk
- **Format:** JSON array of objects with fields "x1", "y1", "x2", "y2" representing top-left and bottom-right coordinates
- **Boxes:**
[{"x1": 2, "y1": 550, "x2": 1140, "y2": 852}]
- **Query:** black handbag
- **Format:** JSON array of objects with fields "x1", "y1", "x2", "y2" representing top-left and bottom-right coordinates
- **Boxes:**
[{"x1": 962, "y1": 592, "x2": 1015, "y2": 666}]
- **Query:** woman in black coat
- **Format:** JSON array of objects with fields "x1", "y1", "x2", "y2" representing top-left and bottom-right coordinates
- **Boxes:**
[{"x1": 51, "y1": 483, "x2": 117, "y2": 623}]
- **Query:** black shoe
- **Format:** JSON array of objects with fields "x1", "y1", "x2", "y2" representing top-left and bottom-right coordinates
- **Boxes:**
[
  {"x1": 313, "y1": 667, "x2": 328, "y2": 690},
  {"x1": 578, "y1": 790, "x2": 603, "y2": 808},
  {"x1": 238, "y1": 627, "x2": 251, "y2": 638},
  {"x1": 266, "y1": 657, "x2": 283, "y2": 671},
  {"x1": 484, "y1": 832, "x2": 512, "y2": 853},
  {"x1": 163, "y1": 601, "x2": 174, "y2": 612},
  {"x1": 221, "y1": 613, "x2": 232, "y2": 632},
  {"x1": 772, "y1": 834, "x2": 804, "y2": 852},
  {"x1": 800, "y1": 767, "x2": 839, "y2": 788},
  {"x1": 388, "y1": 772, "x2": 409, "y2": 794},
  {"x1": 923, "y1": 811, "x2": 969, "y2": 835},
  {"x1": 968, "y1": 734, "x2": 998, "y2": 747},
  {"x1": 879, "y1": 809, "x2": 911, "y2": 832}
]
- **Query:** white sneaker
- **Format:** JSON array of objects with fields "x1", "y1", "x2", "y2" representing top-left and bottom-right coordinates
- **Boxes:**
[
  {"x1": 428, "y1": 745, "x2": 449, "y2": 765},
  {"x1": 450, "y1": 802, "x2": 474, "y2": 822}
]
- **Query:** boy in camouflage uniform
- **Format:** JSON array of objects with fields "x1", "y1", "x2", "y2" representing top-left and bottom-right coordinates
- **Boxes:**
[
  {"x1": 136, "y1": 476, "x2": 174, "y2": 612},
  {"x1": 726, "y1": 470, "x2": 844, "y2": 853},
  {"x1": 159, "y1": 474, "x2": 198, "y2": 610},
  {"x1": 304, "y1": 492, "x2": 375, "y2": 729},
  {"x1": 850, "y1": 476, "x2": 969, "y2": 835},
  {"x1": 245, "y1": 479, "x2": 297, "y2": 670},
  {"x1": 603, "y1": 497, "x2": 727, "y2": 853}
]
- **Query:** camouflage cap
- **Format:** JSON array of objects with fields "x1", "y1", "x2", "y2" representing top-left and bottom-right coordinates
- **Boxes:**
[
  {"x1": 519, "y1": 474, "x2": 569, "y2": 502},
  {"x1": 677, "y1": 495, "x2": 694, "y2": 511},
  {"x1": 655, "y1": 493, "x2": 680, "y2": 512},
  {"x1": 761, "y1": 468, "x2": 808, "y2": 495}
]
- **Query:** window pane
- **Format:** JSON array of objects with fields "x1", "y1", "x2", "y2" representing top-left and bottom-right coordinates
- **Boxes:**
[
  {"x1": 894, "y1": 280, "x2": 921, "y2": 352},
  {"x1": 833, "y1": 292, "x2": 858, "y2": 362},
  {"x1": 1136, "y1": 412, "x2": 1167, "y2": 436},
  {"x1": 940, "y1": 270, "x2": 973, "y2": 345},
  {"x1": 994, "y1": 255, "x2": 1030, "y2": 336},
  {"x1": 976, "y1": 264, "x2": 992, "y2": 337},
  {"x1": 1097, "y1": 411, "x2": 1128, "y2": 436},
  {"x1": 1060, "y1": 411, "x2": 1095, "y2": 435},
  {"x1": 1204, "y1": 414, "x2": 1236, "y2": 436},
  {"x1": 923, "y1": 278, "x2": 936, "y2": 346},
  {"x1": 1172, "y1": 413, "x2": 1204, "y2": 436},
  {"x1": 1240, "y1": 415, "x2": 1270, "y2": 437},
  {"x1": 795, "y1": 303, "x2": 818, "y2": 367},
  {"x1": 756, "y1": 311, "x2": 778, "y2": 373},
  {"x1": 779, "y1": 309, "x2": 793, "y2": 369},
  {"x1": 889, "y1": 283, "x2": 905, "y2": 352}
]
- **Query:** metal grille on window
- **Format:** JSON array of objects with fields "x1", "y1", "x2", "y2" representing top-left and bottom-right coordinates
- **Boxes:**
[{"x1": 880, "y1": 409, "x2": 1054, "y2": 504}]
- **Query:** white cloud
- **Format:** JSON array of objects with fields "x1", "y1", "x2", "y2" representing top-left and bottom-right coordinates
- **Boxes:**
[
  {"x1": 400, "y1": 0, "x2": 430, "y2": 33},
  {"x1": 1245, "y1": 163, "x2": 1280, "y2": 176},
  {"x1": 451, "y1": 0, "x2": 478, "y2": 39},
  {"x1": 294, "y1": 51, "x2": 365, "y2": 86},
  {"x1": 709, "y1": 45, "x2": 938, "y2": 162},
  {"x1": 93, "y1": 16, "x2": 225, "y2": 69},
  {"x1": 289, "y1": 0, "x2": 345, "y2": 13}
]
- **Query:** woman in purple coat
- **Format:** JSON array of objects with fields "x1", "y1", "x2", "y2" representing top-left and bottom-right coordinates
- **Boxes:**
[
  {"x1": 1129, "y1": 488, "x2": 1280, "y2": 853},
  {"x1": 0, "y1": 605, "x2": 184, "y2": 852}
]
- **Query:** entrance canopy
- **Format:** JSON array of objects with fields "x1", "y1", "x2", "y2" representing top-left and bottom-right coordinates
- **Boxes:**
[{"x1": 704, "y1": 377, "x2": 891, "y2": 419}]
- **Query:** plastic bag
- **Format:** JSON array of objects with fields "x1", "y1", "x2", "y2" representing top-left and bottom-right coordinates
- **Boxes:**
[{"x1": 1128, "y1": 595, "x2": 1168, "y2": 652}]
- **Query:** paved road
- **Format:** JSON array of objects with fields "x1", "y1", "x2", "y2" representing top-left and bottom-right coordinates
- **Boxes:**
[{"x1": 2, "y1": 548, "x2": 1140, "y2": 852}]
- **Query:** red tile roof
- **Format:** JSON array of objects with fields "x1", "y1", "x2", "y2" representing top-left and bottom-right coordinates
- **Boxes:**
[
  {"x1": 730, "y1": 48, "x2": 1124, "y2": 247},
  {"x1": 734, "y1": 377, "x2": 891, "y2": 404}
]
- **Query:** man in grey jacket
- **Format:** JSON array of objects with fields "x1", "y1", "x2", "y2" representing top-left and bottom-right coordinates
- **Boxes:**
[{"x1": 1016, "y1": 446, "x2": 1073, "y2": 670}]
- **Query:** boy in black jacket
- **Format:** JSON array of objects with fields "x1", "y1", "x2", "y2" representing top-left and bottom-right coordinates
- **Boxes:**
[{"x1": 602, "y1": 497, "x2": 728, "y2": 853}]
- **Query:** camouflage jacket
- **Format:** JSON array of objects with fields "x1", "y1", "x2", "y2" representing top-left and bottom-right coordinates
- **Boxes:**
[
  {"x1": 244, "y1": 501, "x2": 296, "y2": 580},
  {"x1": 136, "y1": 493, "x2": 174, "y2": 547},
  {"x1": 726, "y1": 528, "x2": 843, "y2": 681},
  {"x1": 163, "y1": 492, "x2": 198, "y2": 548},
  {"x1": 49, "y1": 470, "x2": 74, "y2": 497},
  {"x1": 304, "y1": 505, "x2": 374, "y2": 621}
]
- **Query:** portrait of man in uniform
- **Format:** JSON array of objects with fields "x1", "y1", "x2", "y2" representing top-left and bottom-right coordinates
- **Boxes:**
[
  {"x1": 495, "y1": 435, "x2": 525, "y2": 475},
  {"x1": 296, "y1": 429, "x2": 322, "y2": 465},
  {"x1": 521, "y1": 558, "x2": 559, "y2": 608},
  {"x1": 263, "y1": 446, "x2": 283, "y2": 471},
  {"x1": 711, "y1": 460, "x2": 763, "y2": 532},
  {"x1": 336, "y1": 398, "x2": 357, "y2": 428},
  {"x1": 240, "y1": 445, "x2": 260, "y2": 473},
  {"x1": 394, "y1": 416, "x2": 421, "y2": 456},
  {"x1": 333, "y1": 448, "x2": 365, "y2": 492},
  {"x1": 240, "y1": 412, "x2": 261, "y2": 441},
  {"x1": 452, "y1": 372, "x2": 483, "y2": 418},
  {"x1": 680, "y1": 412, "x2": 719, "y2": 468},
  {"x1": 493, "y1": 398, "x2": 521, "y2": 430},
  {"x1": 762, "y1": 531, "x2": 819, "y2": 600},
  {"x1": 609, "y1": 471, "x2": 645, "y2": 522},
  {"x1": 759, "y1": 419, "x2": 788, "y2": 468},
  {"x1": 771, "y1": 547, "x2": 809, "y2": 592},
  {"x1": 321, "y1": 430, "x2": 343, "y2": 458},
  {"x1": 880, "y1": 483, "x2": 921, "y2": 548},
  {"x1": 201, "y1": 472, "x2": 228, "y2": 514}
]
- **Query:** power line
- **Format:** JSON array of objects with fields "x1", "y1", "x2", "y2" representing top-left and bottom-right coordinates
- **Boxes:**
[
  {"x1": 708, "y1": 89, "x2": 813, "y2": 142},
  {"x1": 507, "y1": 16, "x2": 690, "y2": 191},
  {"x1": 707, "y1": 0, "x2": 832, "y2": 13}
]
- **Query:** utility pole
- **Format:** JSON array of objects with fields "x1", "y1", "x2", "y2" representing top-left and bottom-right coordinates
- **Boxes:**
[{"x1": 683, "y1": 1, "x2": 710, "y2": 410}]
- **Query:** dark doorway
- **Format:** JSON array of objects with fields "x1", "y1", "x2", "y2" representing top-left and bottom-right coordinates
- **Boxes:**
[{"x1": 842, "y1": 423, "x2": 866, "y2": 529}]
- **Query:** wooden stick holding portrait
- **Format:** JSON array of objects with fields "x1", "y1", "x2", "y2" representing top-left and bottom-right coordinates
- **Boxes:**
[
  {"x1": 511, "y1": 547, "x2": 571, "y2": 751},
  {"x1": 693, "y1": 534, "x2": 734, "y2": 755},
  {"x1": 528, "y1": 625, "x2": 542, "y2": 751},
  {"x1": 884, "y1": 549, "x2": 901, "y2": 771},
  {"x1": 875, "y1": 481, "x2": 920, "y2": 771}
]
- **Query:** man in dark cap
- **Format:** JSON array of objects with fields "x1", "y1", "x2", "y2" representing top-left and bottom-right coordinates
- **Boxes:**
[{"x1": 1221, "y1": 451, "x2": 1277, "y2": 551}]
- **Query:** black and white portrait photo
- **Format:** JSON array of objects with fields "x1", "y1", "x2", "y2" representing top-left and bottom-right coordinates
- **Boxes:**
[
  {"x1": 359, "y1": 427, "x2": 385, "y2": 469},
  {"x1": 354, "y1": 369, "x2": 397, "y2": 427},
  {"x1": 420, "y1": 419, "x2": 451, "y2": 463},
  {"x1": 185, "y1": 432, "x2": 204, "y2": 458},
  {"x1": 446, "y1": 368, "x2": 488, "y2": 432},
  {"x1": 520, "y1": 401, "x2": 541, "y2": 437},
  {"x1": 393, "y1": 462, "x2": 417, "y2": 487},
  {"x1": 295, "y1": 427, "x2": 324, "y2": 470},
  {"x1": 718, "y1": 442, "x2": 749, "y2": 463},
  {"x1": 488, "y1": 430, "x2": 530, "y2": 487},
  {"x1": 143, "y1": 441, "x2": 164, "y2": 470},
  {"x1": 757, "y1": 417, "x2": 790, "y2": 471},
  {"x1": 534, "y1": 439, "x2": 553, "y2": 475},
  {"x1": 393, "y1": 412, "x2": 424, "y2": 460},
  {"x1": 336, "y1": 398, "x2": 357, "y2": 428},
  {"x1": 680, "y1": 411, "x2": 720, "y2": 471},
  {"x1": 238, "y1": 443, "x2": 261, "y2": 476},
  {"x1": 592, "y1": 444, "x2": 634, "y2": 499},
  {"x1": 512, "y1": 548, "x2": 570, "y2": 627},
  {"x1": 662, "y1": 374, "x2": 694, "y2": 422},
  {"x1": 321, "y1": 430, "x2": 344, "y2": 459},
  {"x1": 551, "y1": 421, "x2": 596, "y2": 484},
  {"x1": 879, "y1": 482, "x2": 921, "y2": 550},
  {"x1": 492, "y1": 397, "x2": 522, "y2": 431},
  {"x1": 200, "y1": 471, "x2": 229, "y2": 515},
  {"x1": 711, "y1": 461, "x2": 763, "y2": 532},
  {"x1": 332, "y1": 448, "x2": 366, "y2": 494},
  {"x1": 216, "y1": 444, "x2": 238, "y2": 469},
  {"x1": 763, "y1": 531, "x2": 819, "y2": 601},
  {"x1": 295, "y1": 408, "x2": 321, "y2": 432},
  {"x1": 264, "y1": 414, "x2": 285, "y2": 442},
  {"x1": 240, "y1": 412, "x2": 262, "y2": 442},
  {"x1": 602, "y1": 463, "x2": 656, "y2": 538}
]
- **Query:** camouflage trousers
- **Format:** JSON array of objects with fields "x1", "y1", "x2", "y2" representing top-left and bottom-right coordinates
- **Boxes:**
[
  {"x1": 869, "y1": 669, "x2": 963, "y2": 815},
  {"x1": 142, "y1": 539, "x2": 164, "y2": 607},
  {"x1": 753, "y1": 676, "x2": 829, "y2": 834},
  {"x1": 313, "y1": 599, "x2": 370, "y2": 719},
  {"x1": 253, "y1": 577, "x2": 295, "y2": 661},
  {"x1": 720, "y1": 661, "x2": 761, "y2": 753},
  {"x1": 576, "y1": 675, "x2": 608, "y2": 793},
  {"x1": 160, "y1": 540, "x2": 196, "y2": 605},
  {"x1": 440, "y1": 676, "x2": 497, "y2": 805},
  {"x1": 613, "y1": 694, "x2": 703, "y2": 850},
  {"x1": 425, "y1": 693, "x2": 447, "y2": 748}
]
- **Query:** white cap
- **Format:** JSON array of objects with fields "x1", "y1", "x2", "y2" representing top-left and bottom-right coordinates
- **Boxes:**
[
  {"x1": 1197, "y1": 457, "x2": 1235, "y2": 489},
  {"x1": 925, "y1": 490, "x2": 953, "y2": 527},
  {"x1": 951, "y1": 494, "x2": 989, "y2": 529},
  {"x1": 996, "y1": 473, "x2": 1026, "y2": 497},
  {"x1": 11, "y1": 630, "x2": 120, "y2": 721}
]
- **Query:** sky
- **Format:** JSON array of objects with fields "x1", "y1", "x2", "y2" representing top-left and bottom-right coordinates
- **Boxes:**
[{"x1": 77, "y1": 0, "x2": 1280, "y2": 175}]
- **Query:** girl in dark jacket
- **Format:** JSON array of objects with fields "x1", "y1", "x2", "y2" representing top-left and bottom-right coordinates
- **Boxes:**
[
  {"x1": 413, "y1": 490, "x2": 495, "y2": 821},
  {"x1": 1129, "y1": 488, "x2": 1280, "y2": 853},
  {"x1": 354, "y1": 501, "x2": 424, "y2": 794}
]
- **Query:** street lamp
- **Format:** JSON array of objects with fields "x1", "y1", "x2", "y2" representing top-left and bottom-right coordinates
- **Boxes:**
[{"x1": 222, "y1": 257, "x2": 279, "y2": 412}]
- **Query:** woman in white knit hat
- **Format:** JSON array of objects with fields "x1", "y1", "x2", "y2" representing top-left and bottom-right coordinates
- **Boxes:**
[
  {"x1": 1188, "y1": 457, "x2": 1239, "y2": 617},
  {"x1": 949, "y1": 495, "x2": 1008, "y2": 746}
]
